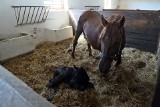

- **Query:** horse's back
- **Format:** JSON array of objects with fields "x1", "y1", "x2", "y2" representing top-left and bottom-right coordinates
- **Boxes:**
[
  {"x1": 78, "y1": 11, "x2": 103, "y2": 50},
  {"x1": 78, "y1": 11, "x2": 101, "y2": 24}
]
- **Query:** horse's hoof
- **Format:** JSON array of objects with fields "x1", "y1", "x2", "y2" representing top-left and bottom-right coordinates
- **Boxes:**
[
  {"x1": 72, "y1": 56, "x2": 75, "y2": 59},
  {"x1": 67, "y1": 49, "x2": 72, "y2": 52},
  {"x1": 89, "y1": 54, "x2": 92, "y2": 57},
  {"x1": 115, "y1": 60, "x2": 121, "y2": 66},
  {"x1": 47, "y1": 92, "x2": 55, "y2": 101},
  {"x1": 47, "y1": 97, "x2": 53, "y2": 101},
  {"x1": 95, "y1": 56, "x2": 100, "y2": 60},
  {"x1": 100, "y1": 73, "x2": 106, "y2": 77},
  {"x1": 71, "y1": 53, "x2": 75, "y2": 59}
]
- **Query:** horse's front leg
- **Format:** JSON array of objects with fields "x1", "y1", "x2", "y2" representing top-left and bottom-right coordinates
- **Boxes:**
[
  {"x1": 116, "y1": 49, "x2": 122, "y2": 66},
  {"x1": 87, "y1": 43, "x2": 92, "y2": 57},
  {"x1": 116, "y1": 32, "x2": 125, "y2": 66}
]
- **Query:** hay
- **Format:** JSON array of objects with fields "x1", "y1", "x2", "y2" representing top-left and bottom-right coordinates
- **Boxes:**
[{"x1": 2, "y1": 36, "x2": 158, "y2": 107}]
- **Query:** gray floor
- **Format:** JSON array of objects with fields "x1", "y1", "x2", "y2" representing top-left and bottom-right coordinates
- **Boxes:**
[{"x1": 0, "y1": 65, "x2": 56, "y2": 107}]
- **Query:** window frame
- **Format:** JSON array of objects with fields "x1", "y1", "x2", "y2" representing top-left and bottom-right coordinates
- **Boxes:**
[
  {"x1": 44, "y1": 0, "x2": 65, "y2": 10},
  {"x1": 104, "y1": 0, "x2": 111, "y2": 9}
]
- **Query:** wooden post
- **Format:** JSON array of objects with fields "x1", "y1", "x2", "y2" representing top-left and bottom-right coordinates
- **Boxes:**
[{"x1": 152, "y1": 33, "x2": 160, "y2": 107}]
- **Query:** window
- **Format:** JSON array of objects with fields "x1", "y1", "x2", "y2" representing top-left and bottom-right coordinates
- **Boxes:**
[
  {"x1": 104, "y1": 0, "x2": 120, "y2": 9},
  {"x1": 104, "y1": 0, "x2": 111, "y2": 9},
  {"x1": 44, "y1": 0, "x2": 64, "y2": 10}
]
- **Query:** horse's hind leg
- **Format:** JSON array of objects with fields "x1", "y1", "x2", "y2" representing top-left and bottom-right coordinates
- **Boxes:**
[
  {"x1": 83, "y1": 32, "x2": 92, "y2": 57},
  {"x1": 71, "y1": 21, "x2": 83, "y2": 59}
]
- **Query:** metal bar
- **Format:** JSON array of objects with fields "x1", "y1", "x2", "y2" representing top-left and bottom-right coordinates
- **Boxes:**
[
  {"x1": 30, "y1": 7, "x2": 36, "y2": 23},
  {"x1": 13, "y1": 7, "x2": 18, "y2": 26},
  {"x1": 34, "y1": 7, "x2": 40, "y2": 23},
  {"x1": 38, "y1": 7, "x2": 44, "y2": 22},
  {"x1": 44, "y1": 7, "x2": 50, "y2": 21},
  {"x1": 12, "y1": 6, "x2": 49, "y2": 8},
  {"x1": 26, "y1": 7, "x2": 31, "y2": 24},
  {"x1": 17, "y1": 7, "x2": 22, "y2": 25},
  {"x1": 42, "y1": 7, "x2": 47, "y2": 22},
  {"x1": 85, "y1": 6, "x2": 100, "y2": 7},
  {"x1": 11, "y1": 6, "x2": 50, "y2": 26},
  {"x1": 21, "y1": 7, "x2": 26, "y2": 24}
]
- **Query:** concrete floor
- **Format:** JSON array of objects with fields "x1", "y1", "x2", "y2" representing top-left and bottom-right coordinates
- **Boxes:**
[{"x1": 0, "y1": 65, "x2": 56, "y2": 107}]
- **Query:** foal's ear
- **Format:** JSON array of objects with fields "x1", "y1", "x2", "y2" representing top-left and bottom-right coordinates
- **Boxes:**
[
  {"x1": 79, "y1": 67, "x2": 85, "y2": 71},
  {"x1": 73, "y1": 65, "x2": 78, "y2": 70},
  {"x1": 119, "y1": 16, "x2": 125, "y2": 27},
  {"x1": 101, "y1": 15, "x2": 108, "y2": 26}
]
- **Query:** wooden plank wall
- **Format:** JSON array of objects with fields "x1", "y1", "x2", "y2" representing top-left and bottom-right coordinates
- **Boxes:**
[{"x1": 69, "y1": 10, "x2": 160, "y2": 53}]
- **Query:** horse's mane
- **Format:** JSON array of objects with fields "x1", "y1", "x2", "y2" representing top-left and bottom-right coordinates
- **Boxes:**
[{"x1": 100, "y1": 20, "x2": 122, "y2": 43}]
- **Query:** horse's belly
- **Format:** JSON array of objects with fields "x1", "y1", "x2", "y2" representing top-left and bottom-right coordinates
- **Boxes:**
[
  {"x1": 83, "y1": 21, "x2": 102, "y2": 51},
  {"x1": 85, "y1": 34, "x2": 101, "y2": 51},
  {"x1": 90, "y1": 42, "x2": 101, "y2": 51}
]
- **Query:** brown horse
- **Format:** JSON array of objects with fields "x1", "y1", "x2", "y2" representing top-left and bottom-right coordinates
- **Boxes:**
[{"x1": 71, "y1": 10, "x2": 126, "y2": 75}]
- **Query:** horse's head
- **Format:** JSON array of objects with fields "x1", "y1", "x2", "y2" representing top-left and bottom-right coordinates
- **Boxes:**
[{"x1": 99, "y1": 15, "x2": 125, "y2": 75}]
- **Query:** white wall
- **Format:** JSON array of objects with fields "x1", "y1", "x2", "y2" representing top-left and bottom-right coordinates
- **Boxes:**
[
  {"x1": 0, "y1": 0, "x2": 43, "y2": 38},
  {"x1": 68, "y1": 0, "x2": 104, "y2": 10},
  {"x1": 111, "y1": 0, "x2": 120, "y2": 9},
  {"x1": 1, "y1": 0, "x2": 159, "y2": 42},
  {"x1": 45, "y1": 11, "x2": 69, "y2": 29},
  {"x1": 68, "y1": 0, "x2": 160, "y2": 10},
  {"x1": 119, "y1": 0, "x2": 160, "y2": 10},
  {"x1": 0, "y1": 0, "x2": 69, "y2": 45}
]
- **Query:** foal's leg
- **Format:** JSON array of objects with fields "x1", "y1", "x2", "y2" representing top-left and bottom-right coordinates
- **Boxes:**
[{"x1": 71, "y1": 21, "x2": 83, "y2": 59}]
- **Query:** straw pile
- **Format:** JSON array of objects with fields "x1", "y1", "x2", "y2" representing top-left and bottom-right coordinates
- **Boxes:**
[{"x1": 3, "y1": 36, "x2": 157, "y2": 107}]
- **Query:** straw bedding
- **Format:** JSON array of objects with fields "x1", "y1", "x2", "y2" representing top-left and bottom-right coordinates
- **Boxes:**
[{"x1": 3, "y1": 36, "x2": 157, "y2": 107}]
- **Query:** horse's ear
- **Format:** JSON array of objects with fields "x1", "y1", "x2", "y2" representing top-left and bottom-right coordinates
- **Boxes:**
[
  {"x1": 101, "y1": 15, "x2": 108, "y2": 26},
  {"x1": 79, "y1": 67, "x2": 85, "y2": 71},
  {"x1": 119, "y1": 16, "x2": 125, "y2": 27},
  {"x1": 73, "y1": 65, "x2": 78, "y2": 70}
]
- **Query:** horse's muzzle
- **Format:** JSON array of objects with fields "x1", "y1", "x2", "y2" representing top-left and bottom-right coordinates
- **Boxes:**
[{"x1": 99, "y1": 57, "x2": 112, "y2": 75}]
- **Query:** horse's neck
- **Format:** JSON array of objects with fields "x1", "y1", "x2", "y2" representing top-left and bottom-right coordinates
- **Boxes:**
[
  {"x1": 96, "y1": 26, "x2": 105, "y2": 51},
  {"x1": 97, "y1": 34, "x2": 102, "y2": 51}
]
